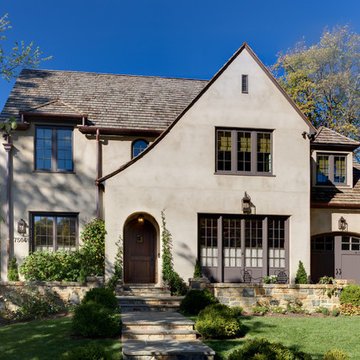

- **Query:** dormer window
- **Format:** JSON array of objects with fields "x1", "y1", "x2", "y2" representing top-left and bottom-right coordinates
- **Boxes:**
[
  {"x1": 132, "y1": 139, "x2": 148, "y2": 158},
  {"x1": 316, "y1": 153, "x2": 346, "y2": 185}
]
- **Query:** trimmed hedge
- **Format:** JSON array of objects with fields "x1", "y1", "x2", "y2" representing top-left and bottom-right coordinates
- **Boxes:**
[
  {"x1": 339, "y1": 284, "x2": 360, "y2": 306},
  {"x1": 179, "y1": 289, "x2": 218, "y2": 315},
  {"x1": 195, "y1": 303, "x2": 245, "y2": 339}
]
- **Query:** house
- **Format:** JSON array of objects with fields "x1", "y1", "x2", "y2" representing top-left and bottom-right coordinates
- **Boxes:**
[{"x1": 0, "y1": 43, "x2": 359, "y2": 284}]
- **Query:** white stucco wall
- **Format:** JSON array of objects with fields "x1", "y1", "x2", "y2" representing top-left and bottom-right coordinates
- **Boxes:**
[{"x1": 104, "y1": 48, "x2": 312, "y2": 283}]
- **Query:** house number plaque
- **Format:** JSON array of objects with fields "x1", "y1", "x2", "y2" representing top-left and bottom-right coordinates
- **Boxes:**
[
  {"x1": 136, "y1": 234, "x2": 143, "y2": 244},
  {"x1": 14, "y1": 237, "x2": 28, "y2": 243}
]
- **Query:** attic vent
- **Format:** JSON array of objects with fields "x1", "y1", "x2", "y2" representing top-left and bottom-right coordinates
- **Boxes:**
[{"x1": 242, "y1": 74, "x2": 248, "y2": 94}]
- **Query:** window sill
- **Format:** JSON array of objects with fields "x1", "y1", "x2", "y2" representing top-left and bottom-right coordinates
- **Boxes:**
[
  {"x1": 214, "y1": 171, "x2": 275, "y2": 177},
  {"x1": 33, "y1": 170, "x2": 76, "y2": 175},
  {"x1": 314, "y1": 183, "x2": 350, "y2": 188}
]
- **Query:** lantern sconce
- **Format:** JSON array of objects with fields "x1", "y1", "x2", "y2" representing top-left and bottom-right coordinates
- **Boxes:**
[
  {"x1": 242, "y1": 192, "x2": 252, "y2": 214},
  {"x1": 137, "y1": 214, "x2": 145, "y2": 224},
  {"x1": 338, "y1": 216, "x2": 348, "y2": 231},
  {"x1": 17, "y1": 218, "x2": 27, "y2": 235}
]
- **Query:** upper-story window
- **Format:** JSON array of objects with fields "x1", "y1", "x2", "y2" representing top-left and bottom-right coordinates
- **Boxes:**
[
  {"x1": 241, "y1": 74, "x2": 248, "y2": 94},
  {"x1": 316, "y1": 153, "x2": 346, "y2": 185},
  {"x1": 216, "y1": 128, "x2": 272, "y2": 175},
  {"x1": 35, "y1": 126, "x2": 73, "y2": 172},
  {"x1": 132, "y1": 139, "x2": 148, "y2": 158}
]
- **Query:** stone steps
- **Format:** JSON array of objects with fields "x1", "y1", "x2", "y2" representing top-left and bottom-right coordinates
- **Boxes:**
[
  {"x1": 116, "y1": 284, "x2": 171, "y2": 297},
  {"x1": 122, "y1": 329, "x2": 198, "y2": 340},
  {"x1": 117, "y1": 296, "x2": 183, "y2": 313}
]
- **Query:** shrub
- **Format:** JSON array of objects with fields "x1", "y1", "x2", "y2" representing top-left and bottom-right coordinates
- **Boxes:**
[
  {"x1": 287, "y1": 299, "x2": 307, "y2": 314},
  {"x1": 106, "y1": 237, "x2": 123, "y2": 291},
  {"x1": 228, "y1": 337, "x2": 312, "y2": 360},
  {"x1": 179, "y1": 289, "x2": 218, "y2": 315},
  {"x1": 8, "y1": 257, "x2": 19, "y2": 281},
  {"x1": 19, "y1": 250, "x2": 83, "y2": 281},
  {"x1": 251, "y1": 305, "x2": 269, "y2": 315},
  {"x1": 195, "y1": 303, "x2": 245, "y2": 339},
  {"x1": 80, "y1": 218, "x2": 106, "y2": 277},
  {"x1": 295, "y1": 261, "x2": 309, "y2": 284},
  {"x1": 81, "y1": 288, "x2": 118, "y2": 311},
  {"x1": 61, "y1": 343, "x2": 113, "y2": 360},
  {"x1": 331, "y1": 308, "x2": 340, "y2": 317},
  {"x1": 263, "y1": 275, "x2": 277, "y2": 284},
  {"x1": 231, "y1": 306, "x2": 244, "y2": 316},
  {"x1": 12, "y1": 292, "x2": 65, "y2": 321},
  {"x1": 161, "y1": 211, "x2": 187, "y2": 295},
  {"x1": 269, "y1": 305, "x2": 286, "y2": 314},
  {"x1": 315, "y1": 306, "x2": 330, "y2": 316},
  {"x1": 338, "y1": 303, "x2": 360, "y2": 316},
  {"x1": 72, "y1": 302, "x2": 121, "y2": 338},
  {"x1": 323, "y1": 349, "x2": 349, "y2": 360},
  {"x1": 193, "y1": 259, "x2": 203, "y2": 278},
  {"x1": 339, "y1": 284, "x2": 360, "y2": 306},
  {"x1": 318, "y1": 276, "x2": 335, "y2": 285}
]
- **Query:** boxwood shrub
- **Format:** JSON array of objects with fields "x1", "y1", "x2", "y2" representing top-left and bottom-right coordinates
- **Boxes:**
[
  {"x1": 81, "y1": 288, "x2": 118, "y2": 311},
  {"x1": 179, "y1": 289, "x2": 218, "y2": 315},
  {"x1": 228, "y1": 337, "x2": 312, "y2": 360},
  {"x1": 195, "y1": 303, "x2": 245, "y2": 339},
  {"x1": 339, "y1": 284, "x2": 360, "y2": 306},
  {"x1": 72, "y1": 302, "x2": 121, "y2": 338}
]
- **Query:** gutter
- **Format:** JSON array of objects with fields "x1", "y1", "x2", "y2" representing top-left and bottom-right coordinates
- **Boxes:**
[
  {"x1": 78, "y1": 126, "x2": 162, "y2": 137},
  {"x1": 311, "y1": 202, "x2": 360, "y2": 209}
]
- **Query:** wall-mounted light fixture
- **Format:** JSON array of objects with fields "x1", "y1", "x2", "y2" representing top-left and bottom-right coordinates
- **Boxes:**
[
  {"x1": 338, "y1": 216, "x2": 348, "y2": 231},
  {"x1": 242, "y1": 192, "x2": 252, "y2": 214},
  {"x1": 137, "y1": 214, "x2": 145, "y2": 224},
  {"x1": 17, "y1": 218, "x2": 27, "y2": 235}
]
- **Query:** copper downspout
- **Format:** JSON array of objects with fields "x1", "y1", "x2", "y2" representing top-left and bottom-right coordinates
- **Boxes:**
[
  {"x1": 3, "y1": 137, "x2": 13, "y2": 270},
  {"x1": 96, "y1": 129, "x2": 101, "y2": 218}
]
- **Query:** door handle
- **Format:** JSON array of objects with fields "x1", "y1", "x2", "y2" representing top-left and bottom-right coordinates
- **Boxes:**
[{"x1": 336, "y1": 268, "x2": 342, "y2": 276}]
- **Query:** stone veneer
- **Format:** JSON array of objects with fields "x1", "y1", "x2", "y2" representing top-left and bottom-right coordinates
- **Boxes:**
[
  {"x1": 0, "y1": 279, "x2": 103, "y2": 312},
  {"x1": 209, "y1": 282, "x2": 353, "y2": 313}
]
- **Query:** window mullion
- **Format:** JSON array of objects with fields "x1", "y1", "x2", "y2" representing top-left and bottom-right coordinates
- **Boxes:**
[
  {"x1": 231, "y1": 130, "x2": 237, "y2": 172},
  {"x1": 330, "y1": 155, "x2": 335, "y2": 183},
  {"x1": 52, "y1": 129, "x2": 57, "y2": 171},
  {"x1": 262, "y1": 217, "x2": 268, "y2": 278},
  {"x1": 217, "y1": 216, "x2": 223, "y2": 282},
  {"x1": 241, "y1": 218, "x2": 245, "y2": 275},
  {"x1": 53, "y1": 216, "x2": 57, "y2": 252},
  {"x1": 251, "y1": 132, "x2": 257, "y2": 174}
]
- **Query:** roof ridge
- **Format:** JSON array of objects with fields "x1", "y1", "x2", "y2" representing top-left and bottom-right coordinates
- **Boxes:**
[
  {"x1": 20, "y1": 68, "x2": 209, "y2": 82},
  {"x1": 21, "y1": 98, "x2": 85, "y2": 115}
]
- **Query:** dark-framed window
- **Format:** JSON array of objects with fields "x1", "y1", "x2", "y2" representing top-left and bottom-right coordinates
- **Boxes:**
[
  {"x1": 30, "y1": 212, "x2": 78, "y2": 252},
  {"x1": 132, "y1": 139, "x2": 148, "y2": 158},
  {"x1": 316, "y1": 153, "x2": 347, "y2": 185},
  {"x1": 242, "y1": 74, "x2": 248, "y2": 93},
  {"x1": 199, "y1": 214, "x2": 289, "y2": 283},
  {"x1": 35, "y1": 126, "x2": 73, "y2": 172},
  {"x1": 216, "y1": 128, "x2": 272, "y2": 175}
]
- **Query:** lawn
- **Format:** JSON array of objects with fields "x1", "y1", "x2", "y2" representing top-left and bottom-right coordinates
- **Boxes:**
[
  {"x1": 204, "y1": 316, "x2": 360, "y2": 359},
  {"x1": 0, "y1": 317, "x2": 122, "y2": 360}
]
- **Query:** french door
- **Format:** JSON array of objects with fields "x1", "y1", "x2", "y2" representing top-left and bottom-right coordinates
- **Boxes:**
[{"x1": 199, "y1": 214, "x2": 288, "y2": 283}]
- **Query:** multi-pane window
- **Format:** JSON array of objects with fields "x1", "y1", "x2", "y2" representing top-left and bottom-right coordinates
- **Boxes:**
[
  {"x1": 32, "y1": 213, "x2": 77, "y2": 252},
  {"x1": 311, "y1": 236, "x2": 334, "y2": 251},
  {"x1": 223, "y1": 218, "x2": 241, "y2": 267},
  {"x1": 35, "y1": 127, "x2": 73, "y2": 171},
  {"x1": 342, "y1": 236, "x2": 360, "y2": 251},
  {"x1": 216, "y1": 129, "x2": 272, "y2": 175},
  {"x1": 241, "y1": 74, "x2": 248, "y2": 93},
  {"x1": 316, "y1": 153, "x2": 347, "y2": 185},
  {"x1": 268, "y1": 217, "x2": 286, "y2": 268},
  {"x1": 199, "y1": 217, "x2": 218, "y2": 267},
  {"x1": 245, "y1": 219, "x2": 263, "y2": 267},
  {"x1": 132, "y1": 139, "x2": 148, "y2": 158}
]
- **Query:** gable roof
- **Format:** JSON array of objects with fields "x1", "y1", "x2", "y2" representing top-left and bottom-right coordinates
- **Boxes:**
[
  {"x1": 0, "y1": 69, "x2": 208, "y2": 130},
  {"x1": 98, "y1": 43, "x2": 316, "y2": 183},
  {"x1": 312, "y1": 126, "x2": 360, "y2": 148}
]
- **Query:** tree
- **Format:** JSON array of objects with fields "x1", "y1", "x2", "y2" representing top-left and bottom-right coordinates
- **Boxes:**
[
  {"x1": 0, "y1": 13, "x2": 51, "y2": 81},
  {"x1": 272, "y1": 25, "x2": 360, "y2": 141}
]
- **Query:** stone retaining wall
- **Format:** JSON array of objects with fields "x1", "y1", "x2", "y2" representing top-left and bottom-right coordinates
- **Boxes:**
[
  {"x1": 0, "y1": 280, "x2": 103, "y2": 312},
  {"x1": 209, "y1": 282, "x2": 351, "y2": 313}
]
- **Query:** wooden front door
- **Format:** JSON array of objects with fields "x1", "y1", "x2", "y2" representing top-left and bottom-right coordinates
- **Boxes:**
[{"x1": 124, "y1": 219, "x2": 156, "y2": 283}]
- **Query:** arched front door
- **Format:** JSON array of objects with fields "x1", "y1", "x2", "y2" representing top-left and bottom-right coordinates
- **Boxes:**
[{"x1": 124, "y1": 218, "x2": 156, "y2": 283}]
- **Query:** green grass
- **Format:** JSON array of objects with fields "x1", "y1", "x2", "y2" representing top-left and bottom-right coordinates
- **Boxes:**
[
  {"x1": 0, "y1": 317, "x2": 122, "y2": 360},
  {"x1": 203, "y1": 316, "x2": 360, "y2": 360}
]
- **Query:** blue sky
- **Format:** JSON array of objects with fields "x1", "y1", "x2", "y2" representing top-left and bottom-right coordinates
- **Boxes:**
[{"x1": 1, "y1": 0, "x2": 360, "y2": 111}]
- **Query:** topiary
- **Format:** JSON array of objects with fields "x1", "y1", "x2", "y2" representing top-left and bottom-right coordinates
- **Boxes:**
[
  {"x1": 72, "y1": 302, "x2": 121, "y2": 338},
  {"x1": 323, "y1": 349, "x2": 349, "y2": 360},
  {"x1": 339, "y1": 284, "x2": 360, "y2": 306},
  {"x1": 179, "y1": 289, "x2": 218, "y2": 315},
  {"x1": 61, "y1": 343, "x2": 113, "y2": 360},
  {"x1": 8, "y1": 257, "x2": 19, "y2": 281},
  {"x1": 193, "y1": 259, "x2": 203, "y2": 278},
  {"x1": 195, "y1": 303, "x2": 245, "y2": 339},
  {"x1": 228, "y1": 337, "x2": 312, "y2": 360},
  {"x1": 295, "y1": 261, "x2": 309, "y2": 284},
  {"x1": 81, "y1": 288, "x2": 118, "y2": 311}
]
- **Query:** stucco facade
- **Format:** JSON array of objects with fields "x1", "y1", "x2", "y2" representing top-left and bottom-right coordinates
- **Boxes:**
[{"x1": 103, "y1": 47, "x2": 313, "y2": 283}]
